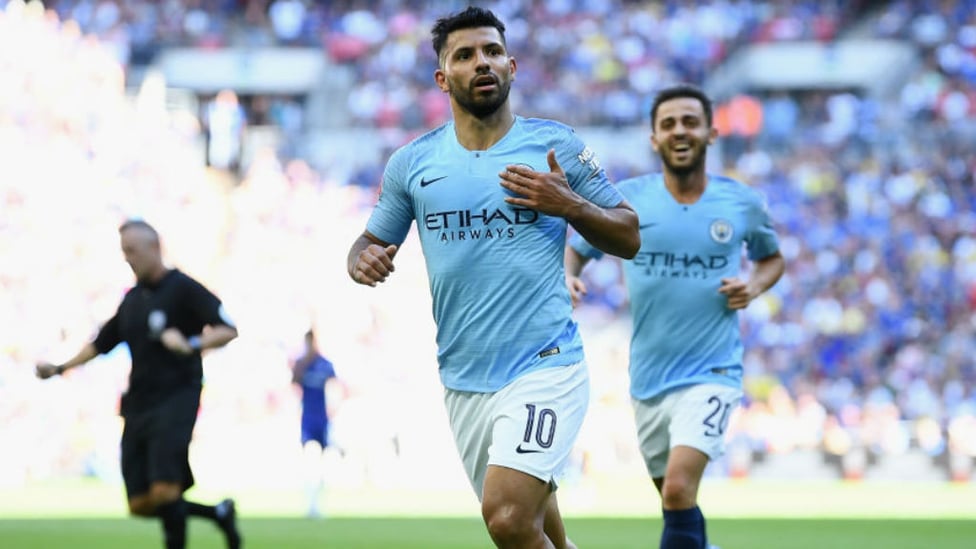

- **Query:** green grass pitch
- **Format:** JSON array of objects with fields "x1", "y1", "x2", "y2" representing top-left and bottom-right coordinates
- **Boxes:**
[
  {"x1": 0, "y1": 517, "x2": 973, "y2": 549},
  {"x1": 1, "y1": 478, "x2": 973, "y2": 548}
]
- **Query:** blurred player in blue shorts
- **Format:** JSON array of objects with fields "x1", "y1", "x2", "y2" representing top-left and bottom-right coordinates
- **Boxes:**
[
  {"x1": 291, "y1": 327, "x2": 343, "y2": 518},
  {"x1": 346, "y1": 7, "x2": 639, "y2": 548},
  {"x1": 566, "y1": 84, "x2": 785, "y2": 549}
]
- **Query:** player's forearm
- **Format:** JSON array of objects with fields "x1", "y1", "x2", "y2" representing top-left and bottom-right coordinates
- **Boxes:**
[
  {"x1": 563, "y1": 246, "x2": 590, "y2": 277},
  {"x1": 198, "y1": 325, "x2": 238, "y2": 351},
  {"x1": 748, "y1": 252, "x2": 786, "y2": 296},
  {"x1": 58, "y1": 343, "x2": 100, "y2": 373},
  {"x1": 565, "y1": 202, "x2": 639, "y2": 259},
  {"x1": 346, "y1": 233, "x2": 377, "y2": 280},
  {"x1": 346, "y1": 234, "x2": 371, "y2": 281}
]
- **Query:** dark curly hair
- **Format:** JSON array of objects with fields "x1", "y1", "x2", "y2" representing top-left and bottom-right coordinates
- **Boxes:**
[{"x1": 431, "y1": 6, "x2": 506, "y2": 67}]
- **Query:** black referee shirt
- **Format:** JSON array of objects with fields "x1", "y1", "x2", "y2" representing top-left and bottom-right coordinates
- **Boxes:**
[{"x1": 93, "y1": 269, "x2": 233, "y2": 416}]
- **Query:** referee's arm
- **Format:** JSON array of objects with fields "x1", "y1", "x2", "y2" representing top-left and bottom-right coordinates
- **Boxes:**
[{"x1": 36, "y1": 342, "x2": 99, "y2": 379}]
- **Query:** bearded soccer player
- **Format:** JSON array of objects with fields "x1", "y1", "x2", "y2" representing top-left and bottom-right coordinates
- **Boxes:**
[
  {"x1": 347, "y1": 7, "x2": 639, "y2": 548},
  {"x1": 566, "y1": 84, "x2": 785, "y2": 549}
]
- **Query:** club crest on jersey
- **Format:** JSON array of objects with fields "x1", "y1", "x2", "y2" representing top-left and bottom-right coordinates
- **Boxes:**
[
  {"x1": 709, "y1": 219, "x2": 734, "y2": 243},
  {"x1": 148, "y1": 310, "x2": 167, "y2": 337}
]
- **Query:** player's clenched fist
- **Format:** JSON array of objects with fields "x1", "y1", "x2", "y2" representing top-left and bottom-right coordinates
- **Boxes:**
[
  {"x1": 351, "y1": 243, "x2": 398, "y2": 286},
  {"x1": 35, "y1": 362, "x2": 61, "y2": 379}
]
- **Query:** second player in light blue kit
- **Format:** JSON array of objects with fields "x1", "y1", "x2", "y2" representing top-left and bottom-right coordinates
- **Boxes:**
[
  {"x1": 566, "y1": 84, "x2": 785, "y2": 549},
  {"x1": 347, "y1": 7, "x2": 639, "y2": 549}
]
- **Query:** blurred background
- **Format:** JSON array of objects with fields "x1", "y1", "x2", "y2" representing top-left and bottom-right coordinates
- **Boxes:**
[{"x1": 1, "y1": 0, "x2": 975, "y2": 512}]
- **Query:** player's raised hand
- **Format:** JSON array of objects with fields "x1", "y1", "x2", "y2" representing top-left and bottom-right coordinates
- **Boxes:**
[
  {"x1": 352, "y1": 243, "x2": 398, "y2": 287},
  {"x1": 718, "y1": 277, "x2": 756, "y2": 310},
  {"x1": 500, "y1": 149, "x2": 583, "y2": 218}
]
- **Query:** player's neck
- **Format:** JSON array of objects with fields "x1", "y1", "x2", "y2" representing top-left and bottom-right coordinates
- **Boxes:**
[
  {"x1": 146, "y1": 265, "x2": 170, "y2": 284},
  {"x1": 452, "y1": 104, "x2": 515, "y2": 151},
  {"x1": 663, "y1": 170, "x2": 707, "y2": 204}
]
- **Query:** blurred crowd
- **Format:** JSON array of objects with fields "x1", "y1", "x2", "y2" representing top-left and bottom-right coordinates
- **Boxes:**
[
  {"x1": 38, "y1": 0, "x2": 867, "y2": 128},
  {"x1": 1, "y1": 0, "x2": 975, "y2": 490}
]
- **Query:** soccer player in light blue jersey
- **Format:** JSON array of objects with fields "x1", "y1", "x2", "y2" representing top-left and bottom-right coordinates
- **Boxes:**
[
  {"x1": 566, "y1": 84, "x2": 785, "y2": 549},
  {"x1": 347, "y1": 7, "x2": 639, "y2": 549}
]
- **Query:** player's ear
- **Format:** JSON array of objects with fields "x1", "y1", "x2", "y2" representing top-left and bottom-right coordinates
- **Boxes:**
[
  {"x1": 434, "y1": 68, "x2": 449, "y2": 93},
  {"x1": 509, "y1": 56, "x2": 517, "y2": 80},
  {"x1": 707, "y1": 126, "x2": 718, "y2": 145}
]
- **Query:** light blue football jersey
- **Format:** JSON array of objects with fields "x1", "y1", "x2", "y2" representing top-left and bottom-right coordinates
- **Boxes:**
[
  {"x1": 366, "y1": 116, "x2": 624, "y2": 392},
  {"x1": 570, "y1": 173, "x2": 779, "y2": 400}
]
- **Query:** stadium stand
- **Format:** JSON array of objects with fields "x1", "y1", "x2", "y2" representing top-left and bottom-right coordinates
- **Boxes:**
[{"x1": 2, "y1": 0, "x2": 974, "y2": 489}]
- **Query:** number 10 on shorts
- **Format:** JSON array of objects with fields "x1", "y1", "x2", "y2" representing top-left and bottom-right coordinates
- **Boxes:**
[{"x1": 522, "y1": 404, "x2": 558, "y2": 450}]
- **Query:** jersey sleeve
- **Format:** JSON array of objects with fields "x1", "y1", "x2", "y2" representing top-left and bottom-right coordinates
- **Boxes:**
[
  {"x1": 364, "y1": 146, "x2": 415, "y2": 245},
  {"x1": 92, "y1": 311, "x2": 122, "y2": 355},
  {"x1": 552, "y1": 128, "x2": 625, "y2": 209},
  {"x1": 745, "y1": 188, "x2": 780, "y2": 261},
  {"x1": 568, "y1": 230, "x2": 604, "y2": 260},
  {"x1": 184, "y1": 276, "x2": 235, "y2": 328}
]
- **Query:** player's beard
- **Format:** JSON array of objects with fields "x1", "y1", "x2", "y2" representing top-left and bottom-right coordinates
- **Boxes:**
[
  {"x1": 451, "y1": 76, "x2": 511, "y2": 119},
  {"x1": 660, "y1": 143, "x2": 707, "y2": 176}
]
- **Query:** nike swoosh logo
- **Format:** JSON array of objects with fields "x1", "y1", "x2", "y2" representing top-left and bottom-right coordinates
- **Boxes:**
[
  {"x1": 639, "y1": 222, "x2": 658, "y2": 229},
  {"x1": 515, "y1": 445, "x2": 542, "y2": 454},
  {"x1": 420, "y1": 176, "x2": 447, "y2": 187}
]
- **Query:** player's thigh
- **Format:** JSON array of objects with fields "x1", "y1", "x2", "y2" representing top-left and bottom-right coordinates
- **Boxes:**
[
  {"x1": 481, "y1": 463, "x2": 553, "y2": 520},
  {"x1": 121, "y1": 413, "x2": 152, "y2": 499},
  {"x1": 488, "y1": 362, "x2": 589, "y2": 492},
  {"x1": 445, "y1": 362, "x2": 589, "y2": 502},
  {"x1": 147, "y1": 401, "x2": 198, "y2": 488},
  {"x1": 631, "y1": 392, "x2": 672, "y2": 479},
  {"x1": 668, "y1": 383, "x2": 743, "y2": 461},
  {"x1": 445, "y1": 388, "x2": 495, "y2": 500}
]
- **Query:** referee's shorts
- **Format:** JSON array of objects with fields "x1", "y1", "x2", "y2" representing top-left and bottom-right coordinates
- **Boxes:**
[{"x1": 120, "y1": 387, "x2": 200, "y2": 499}]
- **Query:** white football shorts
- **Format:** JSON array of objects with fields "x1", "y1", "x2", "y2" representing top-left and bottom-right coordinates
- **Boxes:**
[
  {"x1": 444, "y1": 361, "x2": 589, "y2": 501},
  {"x1": 632, "y1": 383, "x2": 743, "y2": 478}
]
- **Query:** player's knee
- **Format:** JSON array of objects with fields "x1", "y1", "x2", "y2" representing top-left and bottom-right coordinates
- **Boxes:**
[
  {"x1": 482, "y1": 503, "x2": 537, "y2": 545},
  {"x1": 127, "y1": 498, "x2": 154, "y2": 517},
  {"x1": 660, "y1": 477, "x2": 698, "y2": 509},
  {"x1": 148, "y1": 482, "x2": 183, "y2": 506}
]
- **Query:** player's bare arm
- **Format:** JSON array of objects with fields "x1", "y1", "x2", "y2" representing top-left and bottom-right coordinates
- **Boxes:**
[
  {"x1": 36, "y1": 342, "x2": 99, "y2": 379},
  {"x1": 719, "y1": 251, "x2": 785, "y2": 310},
  {"x1": 347, "y1": 231, "x2": 399, "y2": 287},
  {"x1": 500, "y1": 149, "x2": 639, "y2": 259},
  {"x1": 563, "y1": 246, "x2": 592, "y2": 309}
]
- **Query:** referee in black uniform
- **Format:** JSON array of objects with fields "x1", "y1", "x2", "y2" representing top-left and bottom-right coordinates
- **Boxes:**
[{"x1": 37, "y1": 219, "x2": 242, "y2": 549}]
